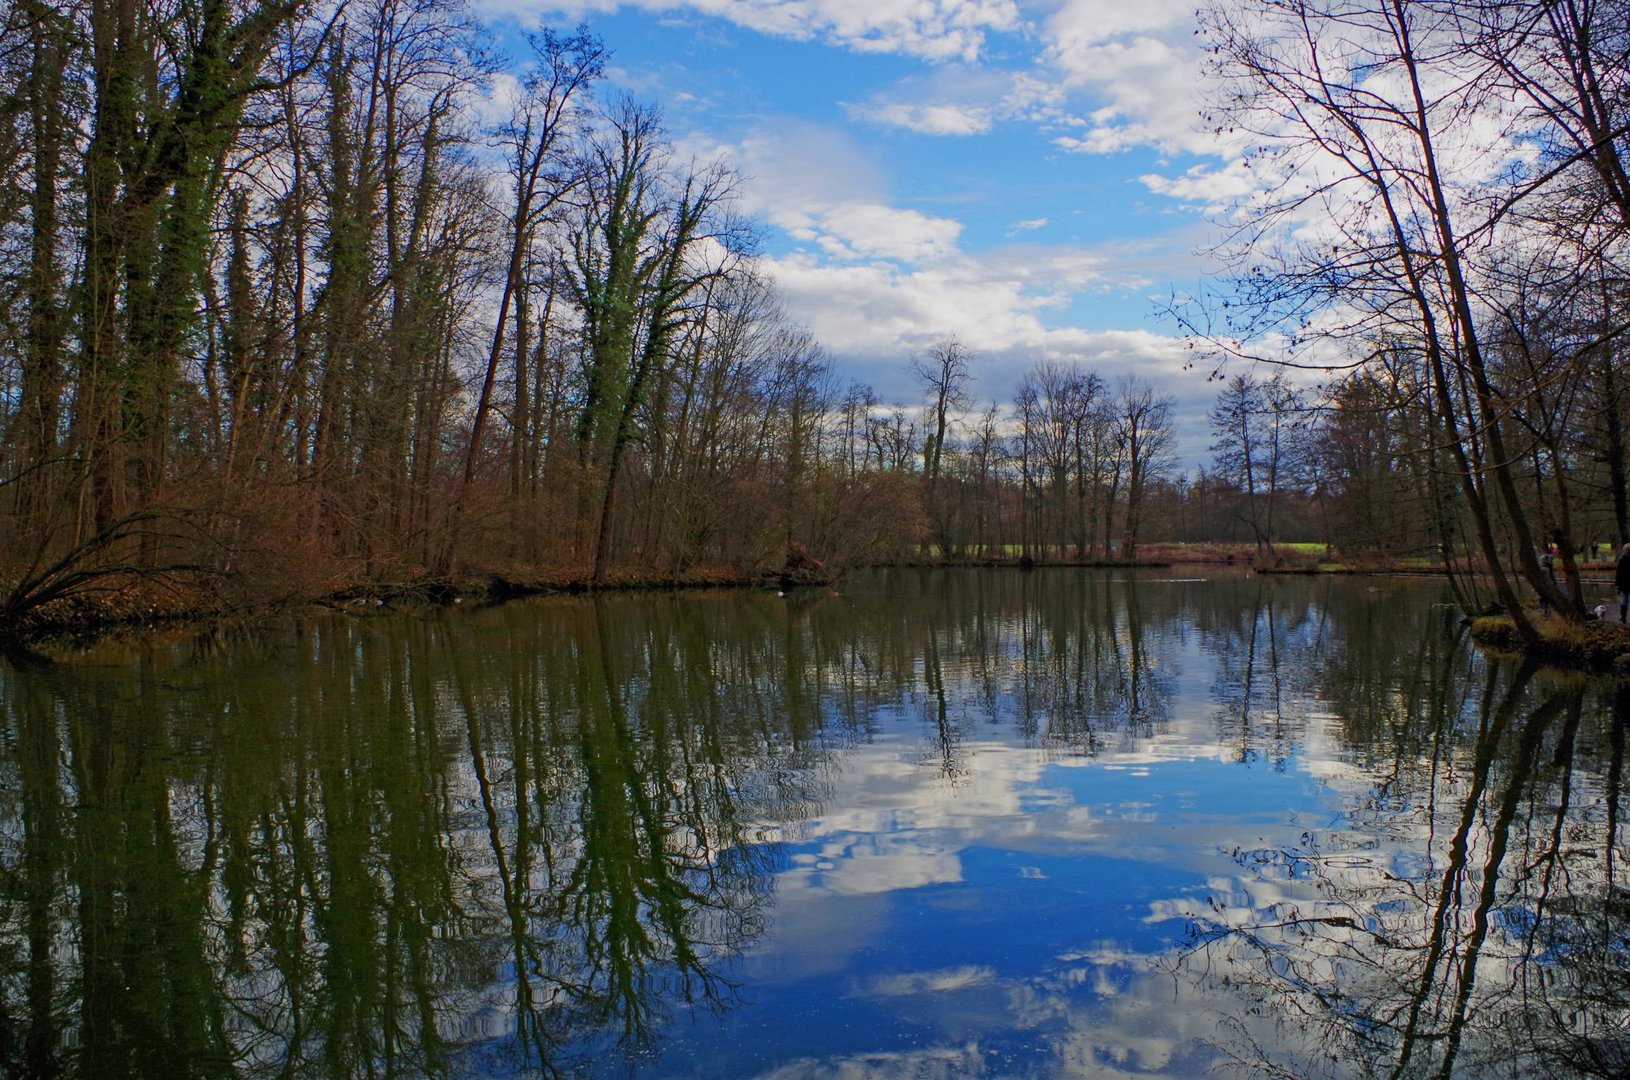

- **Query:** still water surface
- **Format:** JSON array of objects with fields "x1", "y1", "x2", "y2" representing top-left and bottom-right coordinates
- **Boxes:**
[{"x1": 1, "y1": 569, "x2": 1626, "y2": 1078}]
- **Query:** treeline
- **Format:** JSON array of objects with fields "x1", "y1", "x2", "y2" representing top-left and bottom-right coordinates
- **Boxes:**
[
  {"x1": 1200, "y1": 360, "x2": 1628, "y2": 572},
  {"x1": 0, "y1": 0, "x2": 936, "y2": 620},
  {"x1": 0, "y1": 0, "x2": 1226, "y2": 618},
  {"x1": 4, "y1": 0, "x2": 1626, "y2": 629},
  {"x1": 0, "y1": 0, "x2": 1280, "y2": 620}
]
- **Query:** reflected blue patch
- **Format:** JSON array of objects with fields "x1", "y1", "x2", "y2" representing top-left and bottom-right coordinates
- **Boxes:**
[{"x1": 1040, "y1": 755, "x2": 1329, "y2": 827}]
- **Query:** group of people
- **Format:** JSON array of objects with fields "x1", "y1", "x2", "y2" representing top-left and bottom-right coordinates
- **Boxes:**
[{"x1": 1537, "y1": 542, "x2": 1630, "y2": 622}]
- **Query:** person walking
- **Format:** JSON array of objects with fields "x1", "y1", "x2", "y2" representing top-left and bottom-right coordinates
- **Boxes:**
[
  {"x1": 1540, "y1": 545, "x2": 1556, "y2": 614},
  {"x1": 1617, "y1": 543, "x2": 1630, "y2": 624}
]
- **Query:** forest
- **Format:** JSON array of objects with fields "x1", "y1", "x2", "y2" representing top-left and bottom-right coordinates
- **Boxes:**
[{"x1": 0, "y1": 0, "x2": 1624, "y2": 641}]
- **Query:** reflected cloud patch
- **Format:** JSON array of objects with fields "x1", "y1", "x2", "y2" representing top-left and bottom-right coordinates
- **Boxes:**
[
  {"x1": 753, "y1": 1043, "x2": 988, "y2": 1080},
  {"x1": 852, "y1": 966, "x2": 998, "y2": 998}
]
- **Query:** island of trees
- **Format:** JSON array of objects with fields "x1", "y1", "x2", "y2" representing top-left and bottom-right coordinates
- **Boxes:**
[{"x1": 0, "y1": 0, "x2": 1625, "y2": 653}]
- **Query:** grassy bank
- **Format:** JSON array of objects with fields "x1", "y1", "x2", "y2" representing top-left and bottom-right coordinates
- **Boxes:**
[{"x1": 1469, "y1": 613, "x2": 1630, "y2": 675}]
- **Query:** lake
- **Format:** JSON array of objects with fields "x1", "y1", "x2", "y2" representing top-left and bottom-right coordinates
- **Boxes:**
[{"x1": 1, "y1": 568, "x2": 1625, "y2": 1078}]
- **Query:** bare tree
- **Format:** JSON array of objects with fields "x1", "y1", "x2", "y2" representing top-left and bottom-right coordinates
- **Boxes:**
[
  {"x1": 567, "y1": 100, "x2": 743, "y2": 580},
  {"x1": 1209, "y1": 370, "x2": 1313, "y2": 556},
  {"x1": 1114, "y1": 376, "x2": 1175, "y2": 560},
  {"x1": 911, "y1": 337, "x2": 971, "y2": 555},
  {"x1": 1194, "y1": 0, "x2": 1590, "y2": 631},
  {"x1": 463, "y1": 28, "x2": 604, "y2": 489},
  {"x1": 912, "y1": 337, "x2": 970, "y2": 485}
]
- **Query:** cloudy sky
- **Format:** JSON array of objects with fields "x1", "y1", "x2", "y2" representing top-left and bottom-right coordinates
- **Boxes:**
[{"x1": 480, "y1": 0, "x2": 1241, "y2": 465}]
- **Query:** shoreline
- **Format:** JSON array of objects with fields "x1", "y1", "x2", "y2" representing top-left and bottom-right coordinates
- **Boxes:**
[
  {"x1": 8, "y1": 557, "x2": 1630, "y2": 676},
  {"x1": 1467, "y1": 613, "x2": 1630, "y2": 676}
]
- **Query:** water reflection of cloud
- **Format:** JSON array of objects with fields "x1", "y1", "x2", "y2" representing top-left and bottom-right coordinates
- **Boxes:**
[
  {"x1": 747, "y1": 712, "x2": 1339, "y2": 1075},
  {"x1": 750, "y1": 891, "x2": 896, "y2": 985},
  {"x1": 744, "y1": 946, "x2": 1257, "y2": 1077},
  {"x1": 786, "y1": 831, "x2": 965, "y2": 895},
  {"x1": 1023, "y1": 943, "x2": 1337, "y2": 1077},
  {"x1": 732, "y1": 599, "x2": 1619, "y2": 1078},
  {"x1": 769, "y1": 735, "x2": 1060, "y2": 903},
  {"x1": 852, "y1": 966, "x2": 997, "y2": 998},
  {"x1": 754, "y1": 1043, "x2": 987, "y2": 1080},
  {"x1": 766, "y1": 717, "x2": 1337, "y2": 914}
]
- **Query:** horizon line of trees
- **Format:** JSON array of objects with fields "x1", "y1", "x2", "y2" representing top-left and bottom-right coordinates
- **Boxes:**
[
  {"x1": 0, "y1": 0, "x2": 942, "y2": 620},
  {"x1": 2, "y1": 0, "x2": 1624, "y2": 630},
  {"x1": 0, "y1": 0, "x2": 1263, "y2": 622}
]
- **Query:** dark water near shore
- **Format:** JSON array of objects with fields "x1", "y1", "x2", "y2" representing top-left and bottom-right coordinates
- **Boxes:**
[{"x1": 1, "y1": 569, "x2": 1626, "y2": 1078}]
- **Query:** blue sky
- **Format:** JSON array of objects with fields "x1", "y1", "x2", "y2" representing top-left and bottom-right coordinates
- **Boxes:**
[{"x1": 478, "y1": 0, "x2": 1241, "y2": 467}]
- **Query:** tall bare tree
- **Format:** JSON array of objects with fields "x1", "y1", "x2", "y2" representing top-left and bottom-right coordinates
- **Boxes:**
[
  {"x1": 463, "y1": 28, "x2": 604, "y2": 489},
  {"x1": 567, "y1": 100, "x2": 742, "y2": 579},
  {"x1": 1114, "y1": 376, "x2": 1175, "y2": 560},
  {"x1": 1195, "y1": 0, "x2": 1596, "y2": 632}
]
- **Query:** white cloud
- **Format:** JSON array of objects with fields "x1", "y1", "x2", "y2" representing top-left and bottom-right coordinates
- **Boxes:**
[
  {"x1": 855, "y1": 966, "x2": 998, "y2": 997},
  {"x1": 853, "y1": 100, "x2": 993, "y2": 136},
  {"x1": 504, "y1": 0, "x2": 1213, "y2": 161},
  {"x1": 828, "y1": 0, "x2": 1217, "y2": 156},
  {"x1": 687, "y1": 122, "x2": 970, "y2": 265},
  {"x1": 813, "y1": 203, "x2": 966, "y2": 263},
  {"x1": 763, "y1": 247, "x2": 1219, "y2": 473},
  {"x1": 765, "y1": 251, "x2": 1066, "y2": 361},
  {"x1": 1001, "y1": 71, "x2": 1071, "y2": 124},
  {"x1": 691, "y1": 126, "x2": 966, "y2": 264},
  {"x1": 472, "y1": 70, "x2": 526, "y2": 129},
  {"x1": 679, "y1": 121, "x2": 1214, "y2": 446},
  {"x1": 756, "y1": 1044, "x2": 988, "y2": 1080},
  {"x1": 1138, "y1": 160, "x2": 1263, "y2": 215},
  {"x1": 1042, "y1": 0, "x2": 1196, "y2": 45},
  {"x1": 818, "y1": 0, "x2": 1215, "y2": 154},
  {"x1": 491, "y1": 0, "x2": 1022, "y2": 62},
  {"x1": 682, "y1": 121, "x2": 886, "y2": 217},
  {"x1": 845, "y1": 64, "x2": 1069, "y2": 136},
  {"x1": 762, "y1": 247, "x2": 1189, "y2": 380},
  {"x1": 1043, "y1": 18, "x2": 1220, "y2": 158}
]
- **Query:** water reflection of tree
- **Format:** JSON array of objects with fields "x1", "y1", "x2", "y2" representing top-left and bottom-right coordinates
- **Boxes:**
[
  {"x1": 526, "y1": 600, "x2": 776, "y2": 1055},
  {"x1": 1171, "y1": 657, "x2": 1630, "y2": 1079},
  {"x1": 0, "y1": 568, "x2": 1220, "y2": 1078},
  {"x1": 1202, "y1": 581, "x2": 1302, "y2": 767},
  {"x1": 919, "y1": 623, "x2": 969, "y2": 783},
  {"x1": 780, "y1": 569, "x2": 1188, "y2": 760},
  {"x1": 0, "y1": 569, "x2": 1531, "y2": 1077},
  {"x1": 905, "y1": 571, "x2": 1176, "y2": 756},
  {"x1": 1199, "y1": 578, "x2": 1479, "y2": 774},
  {"x1": 0, "y1": 596, "x2": 830, "y2": 1077}
]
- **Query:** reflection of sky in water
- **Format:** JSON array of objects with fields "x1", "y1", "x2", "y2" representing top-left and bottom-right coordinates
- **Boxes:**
[
  {"x1": 445, "y1": 573, "x2": 1615, "y2": 1078},
  {"x1": 355, "y1": 575, "x2": 1624, "y2": 1080},
  {"x1": 23, "y1": 570, "x2": 1601, "y2": 1079},
  {"x1": 600, "y1": 716, "x2": 1338, "y2": 1078}
]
